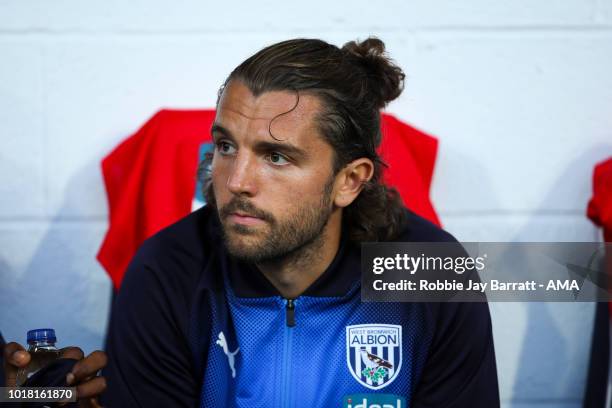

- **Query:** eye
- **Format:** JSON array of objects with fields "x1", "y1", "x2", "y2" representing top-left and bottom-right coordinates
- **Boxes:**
[
  {"x1": 216, "y1": 141, "x2": 236, "y2": 155},
  {"x1": 266, "y1": 152, "x2": 290, "y2": 166}
]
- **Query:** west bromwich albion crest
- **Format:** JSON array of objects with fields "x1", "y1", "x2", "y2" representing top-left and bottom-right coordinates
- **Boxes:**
[{"x1": 346, "y1": 324, "x2": 402, "y2": 390}]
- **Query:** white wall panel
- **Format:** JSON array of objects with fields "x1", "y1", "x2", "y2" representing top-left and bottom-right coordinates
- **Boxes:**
[
  {"x1": 0, "y1": 41, "x2": 45, "y2": 217},
  {"x1": 0, "y1": 0, "x2": 604, "y2": 32},
  {"x1": 1, "y1": 1, "x2": 610, "y2": 404}
]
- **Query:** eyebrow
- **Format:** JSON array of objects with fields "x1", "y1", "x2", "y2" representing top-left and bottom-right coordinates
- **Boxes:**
[
  {"x1": 211, "y1": 123, "x2": 308, "y2": 160},
  {"x1": 210, "y1": 123, "x2": 233, "y2": 142}
]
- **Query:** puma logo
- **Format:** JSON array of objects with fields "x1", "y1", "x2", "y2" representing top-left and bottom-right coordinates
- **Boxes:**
[{"x1": 216, "y1": 331, "x2": 239, "y2": 378}]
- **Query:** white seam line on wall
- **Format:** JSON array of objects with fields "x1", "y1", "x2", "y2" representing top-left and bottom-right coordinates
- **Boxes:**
[{"x1": 1, "y1": 26, "x2": 612, "y2": 37}]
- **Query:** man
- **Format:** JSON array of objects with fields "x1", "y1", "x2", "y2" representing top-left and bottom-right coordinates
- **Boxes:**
[{"x1": 102, "y1": 37, "x2": 499, "y2": 407}]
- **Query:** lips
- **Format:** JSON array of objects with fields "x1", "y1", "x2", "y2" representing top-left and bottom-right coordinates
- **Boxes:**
[
  {"x1": 233, "y1": 212, "x2": 258, "y2": 218},
  {"x1": 228, "y1": 212, "x2": 264, "y2": 226}
]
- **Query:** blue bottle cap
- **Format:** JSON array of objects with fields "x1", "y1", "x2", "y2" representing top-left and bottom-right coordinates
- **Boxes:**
[{"x1": 27, "y1": 328, "x2": 56, "y2": 344}]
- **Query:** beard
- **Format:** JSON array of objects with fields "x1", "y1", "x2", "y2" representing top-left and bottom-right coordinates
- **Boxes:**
[{"x1": 210, "y1": 177, "x2": 335, "y2": 264}]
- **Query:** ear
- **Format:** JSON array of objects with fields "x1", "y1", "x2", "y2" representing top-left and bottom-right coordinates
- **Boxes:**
[{"x1": 333, "y1": 158, "x2": 375, "y2": 208}]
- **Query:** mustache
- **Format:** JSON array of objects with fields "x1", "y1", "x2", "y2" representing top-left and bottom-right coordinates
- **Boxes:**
[{"x1": 219, "y1": 197, "x2": 274, "y2": 223}]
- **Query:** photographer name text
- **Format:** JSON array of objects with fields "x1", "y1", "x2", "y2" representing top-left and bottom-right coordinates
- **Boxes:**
[{"x1": 372, "y1": 279, "x2": 580, "y2": 292}]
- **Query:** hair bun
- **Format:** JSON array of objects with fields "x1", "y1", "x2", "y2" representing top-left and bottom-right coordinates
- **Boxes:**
[{"x1": 341, "y1": 37, "x2": 405, "y2": 109}]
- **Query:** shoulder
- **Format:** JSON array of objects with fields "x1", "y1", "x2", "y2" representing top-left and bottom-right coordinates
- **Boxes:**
[
  {"x1": 108, "y1": 206, "x2": 222, "y2": 361},
  {"x1": 120, "y1": 205, "x2": 222, "y2": 306},
  {"x1": 391, "y1": 213, "x2": 499, "y2": 404},
  {"x1": 103, "y1": 208, "x2": 216, "y2": 406}
]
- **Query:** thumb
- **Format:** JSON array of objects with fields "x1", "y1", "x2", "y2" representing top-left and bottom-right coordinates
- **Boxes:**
[{"x1": 3, "y1": 342, "x2": 31, "y2": 387}]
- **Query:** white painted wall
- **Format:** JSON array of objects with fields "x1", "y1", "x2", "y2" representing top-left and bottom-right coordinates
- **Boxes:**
[{"x1": 1, "y1": 2, "x2": 611, "y2": 406}]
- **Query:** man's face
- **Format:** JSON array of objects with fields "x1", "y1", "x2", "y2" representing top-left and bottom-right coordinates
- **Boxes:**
[{"x1": 211, "y1": 80, "x2": 338, "y2": 263}]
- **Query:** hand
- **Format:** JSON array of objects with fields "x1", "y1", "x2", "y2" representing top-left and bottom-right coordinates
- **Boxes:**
[{"x1": 3, "y1": 342, "x2": 107, "y2": 407}]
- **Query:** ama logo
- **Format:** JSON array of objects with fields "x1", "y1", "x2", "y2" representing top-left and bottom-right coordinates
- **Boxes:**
[
  {"x1": 343, "y1": 393, "x2": 406, "y2": 408},
  {"x1": 346, "y1": 324, "x2": 402, "y2": 389}
]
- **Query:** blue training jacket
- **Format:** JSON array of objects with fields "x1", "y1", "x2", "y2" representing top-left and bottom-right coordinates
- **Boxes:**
[{"x1": 102, "y1": 205, "x2": 499, "y2": 407}]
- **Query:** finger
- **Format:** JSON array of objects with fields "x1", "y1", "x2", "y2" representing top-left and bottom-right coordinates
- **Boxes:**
[
  {"x1": 75, "y1": 376, "x2": 107, "y2": 400},
  {"x1": 78, "y1": 397, "x2": 103, "y2": 408},
  {"x1": 3, "y1": 342, "x2": 31, "y2": 387},
  {"x1": 73, "y1": 372, "x2": 95, "y2": 389},
  {"x1": 4, "y1": 342, "x2": 30, "y2": 367},
  {"x1": 67, "y1": 351, "x2": 107, "y2": 385},
  {"x1": 60, "y1": 346, "x2": 84, "y2": 361},
  {"x1": 59, "y1": 394, "x2": 100, "y2": 408}
]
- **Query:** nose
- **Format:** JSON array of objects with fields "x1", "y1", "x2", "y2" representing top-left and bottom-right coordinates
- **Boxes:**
[{"x1": 225, "y1": 152, "x2": 258, "y2": 197}]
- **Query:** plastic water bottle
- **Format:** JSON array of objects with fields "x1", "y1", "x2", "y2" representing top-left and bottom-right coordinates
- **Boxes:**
[{"x1": 15, "y1": 328, "x2": 61, "y2": 386}]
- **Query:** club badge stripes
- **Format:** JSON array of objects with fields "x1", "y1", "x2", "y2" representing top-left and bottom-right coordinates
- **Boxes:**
[{"x1": 350, "y1": 346, "x2": 397, "y2": 386}]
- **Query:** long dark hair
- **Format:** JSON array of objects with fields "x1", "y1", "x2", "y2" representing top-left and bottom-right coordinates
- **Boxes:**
[{"x1": 206, "y1": 37, "x2": 408, "y2": 242}]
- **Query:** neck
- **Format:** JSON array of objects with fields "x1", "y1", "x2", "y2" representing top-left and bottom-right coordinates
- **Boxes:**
[{"x1": 256, "y1": 210, "x2": 342, "y2": 299}]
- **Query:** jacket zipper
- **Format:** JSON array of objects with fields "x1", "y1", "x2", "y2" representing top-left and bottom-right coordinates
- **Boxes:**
[
  {"x1": 286, "y1": 298, "x2": 296, "y2": 327},
  {"x1": 280, "y1": 298, "x2": 296, "y2": 407}
]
